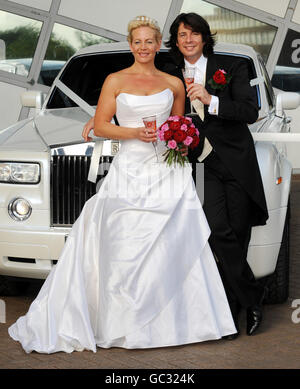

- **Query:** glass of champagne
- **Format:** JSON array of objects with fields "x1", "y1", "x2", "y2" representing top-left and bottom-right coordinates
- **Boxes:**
[
  {"x1": 182, "y1": 67, "x2": 195, "y2": 114},
  {"x1": 142, "y1": 115, "x2": 159, "y2": 162}
]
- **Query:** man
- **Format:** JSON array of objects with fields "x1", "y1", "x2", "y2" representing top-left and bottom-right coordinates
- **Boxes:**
[{"x1": 165, "y1": 12, "x2": 269, "y2": 339}]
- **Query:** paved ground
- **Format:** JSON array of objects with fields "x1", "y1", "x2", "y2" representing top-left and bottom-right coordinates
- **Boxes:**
[
  {"x1": 290, "y1": 175, "x2": 300, "y2": 302},
  {"x1": 1, "y1": 297, "x2": 299, "y2": 370},
  {"x1": 0, "y1": 177, "x2": 300, "y2": 370}
]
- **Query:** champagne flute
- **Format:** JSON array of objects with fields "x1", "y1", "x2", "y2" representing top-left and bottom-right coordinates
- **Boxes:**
[
  {"x1": 182, "y1": 67, "x2": 195, "y2": 114},
  {"x1": 142, "y1": 115, "x2": 159, "y2": 162}
]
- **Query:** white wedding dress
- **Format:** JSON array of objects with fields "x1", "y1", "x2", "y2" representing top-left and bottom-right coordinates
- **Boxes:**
[{"x1": 8, "y1": 88, "x2": 236, "y2": 353}]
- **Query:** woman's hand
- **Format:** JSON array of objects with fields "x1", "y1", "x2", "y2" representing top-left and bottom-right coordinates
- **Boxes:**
[
  {"x1": 82, "y1": 117, "x2": 95, "y2": 142},
  {"x1": 187, "y1": 83, "x2": 212, "y2": 105},
  {"x1": 136, "y1": 127, "x2": 157, "y2": 143}
]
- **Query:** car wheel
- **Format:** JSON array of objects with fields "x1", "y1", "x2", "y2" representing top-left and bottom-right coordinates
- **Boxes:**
[
  {"x1": 0, "y1": 275, "x2": 29, "y2": 296},
  {"x1": 264, "y1": 202, "x2": 290, "y2": 304}
]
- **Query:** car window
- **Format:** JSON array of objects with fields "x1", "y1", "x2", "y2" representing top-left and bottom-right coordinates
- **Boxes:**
[
  {"x1": 271, "y1": 28, "x2": 300, "y2": 93},
  {"x1": 47, "y1": 52, "x2": 134, "y2": 109},
  {"x1": 258, "y1": 56, "x2": 275, "y2": 110},
  {"x1": 46, "y1": 51, "x2": 259, "y2": 110},
  {"x1": 47, "y1": 51, "x2": 181, "y2": 109}
]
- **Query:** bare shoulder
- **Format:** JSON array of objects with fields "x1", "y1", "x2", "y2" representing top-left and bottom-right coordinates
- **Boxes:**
[
  {"x1": 102, "y1": 70, "x2": 127, "y2": 95},
  {"x1": 163, "y1": 72, "x2": 185, "y2": 96},
  {"x1": 103, "y1": 71, "x2": 123, "y2": 86}
]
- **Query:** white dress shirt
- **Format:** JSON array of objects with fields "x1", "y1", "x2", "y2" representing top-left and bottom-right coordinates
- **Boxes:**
[
  {"x1": 184, "y1": 56, "x2": 219, "y2": 115},
  {"x1": 184, "y1": 56, "x2": 217, "y2": 161}
]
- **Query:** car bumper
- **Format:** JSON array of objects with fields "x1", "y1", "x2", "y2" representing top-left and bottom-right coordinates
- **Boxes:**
[{"x1": 0, "y1": 227, "x2": 70, "y2": 279}]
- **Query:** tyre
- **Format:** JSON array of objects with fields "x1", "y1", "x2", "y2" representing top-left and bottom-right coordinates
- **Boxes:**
[
  {"x1": 0, "y1": 275, "x2": 30, "y2": 296},
  {"x1": 263, "y1": 203, "x2": 290, "y2": 304}
]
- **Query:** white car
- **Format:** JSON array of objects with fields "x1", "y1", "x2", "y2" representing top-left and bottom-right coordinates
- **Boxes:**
[
  {"x1": 0, "y1": 41, "x2": 299, "y2": 303},
  {"x1": 0, "y1": 59, "x2": 65, "y2": 85}
]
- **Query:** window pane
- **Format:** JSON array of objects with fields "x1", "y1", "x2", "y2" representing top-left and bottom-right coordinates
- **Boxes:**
[
  {"x1": 272, "y1": 29, "x2": 300, "y2": 93},
  {"x1": 0, "y1": 10, "x2": 42, "y2": 77},
  {"x1": 47, "y1": 52, "x2": 134, "y2": 109},
  {"x1": 181, "y1": 0, "x2": 277, "y2": 62},
  {"x1": 9, "y1": 0, "x2": 52, "y2": 11},
  {"x1": 48, "y1": 51, "x2": 181, "y2": 109},
  {"x1": 40, "y1": 23, "x2": 115, "y2": 86},
  {"x1": 259, "y1": 58, "x2": 275, "y2": 109}
]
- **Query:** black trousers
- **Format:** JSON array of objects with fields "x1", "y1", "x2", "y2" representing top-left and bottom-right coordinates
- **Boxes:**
[{"x1": 200, "y1": 151, "x2": 263, "y2": 319}]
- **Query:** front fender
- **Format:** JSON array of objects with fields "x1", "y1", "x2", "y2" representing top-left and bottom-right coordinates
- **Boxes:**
[{"x1": 247, "y1": 141, "x2": 291, "y2": 278}]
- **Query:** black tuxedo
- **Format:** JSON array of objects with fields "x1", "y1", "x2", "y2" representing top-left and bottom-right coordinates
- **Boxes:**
[
  {"x1": 166, "y1": 54, "x2": 268, "y2": 226},
  {"x1": 164, "y1": 53, "x2": 269, "y2": 316}
]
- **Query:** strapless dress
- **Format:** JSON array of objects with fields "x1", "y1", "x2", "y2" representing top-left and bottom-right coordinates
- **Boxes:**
[{"x1": 8, "y1": 88, "x2": 236, "y2": 353}]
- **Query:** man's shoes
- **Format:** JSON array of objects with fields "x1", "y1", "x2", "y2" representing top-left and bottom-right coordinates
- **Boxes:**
[
  {"x1": 246, "y1": 286, "x2": 268, "y2": 336},
  {"x1": 246, "y1": 306, "x2": 262, "y2": 335}
]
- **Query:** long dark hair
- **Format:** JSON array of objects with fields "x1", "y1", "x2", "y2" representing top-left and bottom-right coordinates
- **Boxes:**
[{"x1": 165, "y1": 13, "x2": 216, "y2": 66}]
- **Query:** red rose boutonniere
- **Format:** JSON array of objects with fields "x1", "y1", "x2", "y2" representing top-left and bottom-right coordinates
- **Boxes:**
[{"x1": 208, "y1": 69, "x2": 232, "y2": 90}]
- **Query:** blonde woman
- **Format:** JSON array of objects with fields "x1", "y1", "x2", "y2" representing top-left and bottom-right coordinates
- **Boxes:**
[{"x1": 8, "y1": 16, "x2": 236, "y2": 354}]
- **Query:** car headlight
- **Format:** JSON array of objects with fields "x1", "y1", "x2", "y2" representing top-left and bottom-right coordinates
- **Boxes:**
[
  {"x1": 0, "y1": 162, "x2": 40, "y2": 183},
  {"x1": 8, "y1": 198, "x2": 32, "y2": 221}
]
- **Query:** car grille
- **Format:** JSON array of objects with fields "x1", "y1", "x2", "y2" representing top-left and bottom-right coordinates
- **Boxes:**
[{"x1": 50, "y1": 155, "x2": 113, "y2": 226}]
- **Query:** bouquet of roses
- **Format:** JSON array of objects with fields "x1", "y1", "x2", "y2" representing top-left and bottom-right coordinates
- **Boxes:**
[{"x1": 157, "y1": 115, "x2": 200, "y2": 166}]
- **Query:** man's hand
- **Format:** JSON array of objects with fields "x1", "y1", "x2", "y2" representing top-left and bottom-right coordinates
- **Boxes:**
[
  {"x1": 187, "y1": 83, "x2": 212, "y2": 105},
  {"x1": 82, "y1": 117, "x2": 95, "y2": 142}
]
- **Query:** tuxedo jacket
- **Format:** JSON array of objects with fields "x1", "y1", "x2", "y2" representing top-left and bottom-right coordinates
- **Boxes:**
[{"x1": 164, "y1": 53, "x2": 269, "y2": 227}]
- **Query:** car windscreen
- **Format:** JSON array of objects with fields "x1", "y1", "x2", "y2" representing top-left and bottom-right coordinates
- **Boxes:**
[{"x1": 46, "y1": 51, "x2": 259, "y2": 109}]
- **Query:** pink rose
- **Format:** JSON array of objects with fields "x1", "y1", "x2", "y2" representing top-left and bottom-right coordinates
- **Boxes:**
[
  {"x1": 168, "y1": 140, "x2": 177, "y2": 149},
  {"x1": 161, "y1": 123, "x2": 169, "y2": 131},
  {"x1": 180, "y1": 124, "x2": 188, "y2": 131},
  {"x1": 183, "y1": 136, "x2": 193, "y2": 146},
  {"x1": 158, "y1": 130, "x2": 164, "y2": 141}
]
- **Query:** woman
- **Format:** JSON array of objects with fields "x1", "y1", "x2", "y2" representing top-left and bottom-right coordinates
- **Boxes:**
[{"x1": 8, "y1": 16, "x2": 236, "y2": 354}]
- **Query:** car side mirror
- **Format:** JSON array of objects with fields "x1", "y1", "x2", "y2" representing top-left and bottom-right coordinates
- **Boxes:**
[
  {"x1": 276, "y1": 91, "x2": 300, "y2": 117},
  {"x1": 20, "y1": 90, "x2": 46, "y2": 109}
]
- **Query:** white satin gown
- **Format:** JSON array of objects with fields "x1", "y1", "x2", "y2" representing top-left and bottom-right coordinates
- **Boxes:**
[{"x1": 8, "y1": 88, "x2": 236, "y2": 353}]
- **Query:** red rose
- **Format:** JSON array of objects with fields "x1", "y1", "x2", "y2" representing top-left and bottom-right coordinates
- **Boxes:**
[
  {"x1": 164, "y1": 129, "x2": 173, "y2": 141},
  {"x1": 183, "y1": 118, "x2": 192, "y2": 125},
  {"x1": 213, "y1": 70, "x2": 226, "y2": 85},
  {"x1": 190, "y1": 136, "x2": 200, "y2": 149},
  {"x1": 173, "y1": 130, "x2": 187, "y2": 143},
  {"x1": 186, "y1": 127, "x2": 196, "y2": 137},
  {"x1": 169, "y1": 121, "x2": 181, "y2": 131}
]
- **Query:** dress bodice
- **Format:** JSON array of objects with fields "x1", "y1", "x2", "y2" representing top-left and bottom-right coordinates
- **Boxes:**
[
  {"x1": 116, "y1": 88, "x2": 173, "y2": 128},
  {"x1": 115, "y1": 88, "x2": 174, "y2": 164}
]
